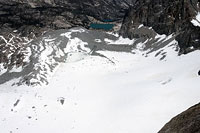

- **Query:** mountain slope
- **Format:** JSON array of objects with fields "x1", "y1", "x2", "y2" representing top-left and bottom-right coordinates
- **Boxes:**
[
  {"x1": 159, "y1": 103, "x2": 200, "y2": 133},
  {"x1": 120, "y1": 0, "x2": 200, "y2": 54},
  {"x1": 0, "y1": 0, "x2": 134, "y2": 36},
  {"x1": 0, "y1": 27, "x2": 200, "y2": 133},
  {"x1": 0, "y1": 0, "x2": 200, "y2": 132},
  {"x1": 0, "y1": 27, "x2": 179, "y2": 86}
]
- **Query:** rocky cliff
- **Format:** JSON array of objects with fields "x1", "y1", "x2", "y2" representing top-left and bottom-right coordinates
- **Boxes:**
[
  {"x1": 120, "y1": 0, "x2": 200, "y2": 54},
  {"x1": 159, "y1": 103, "x2": 200, "y2": 133},
  {"x1": 0, "y1": 0, "x2": 134, "y2": 36}
]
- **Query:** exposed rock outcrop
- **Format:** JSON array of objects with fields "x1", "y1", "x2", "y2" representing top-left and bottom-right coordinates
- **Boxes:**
[
  {"x1": 159, "y1": 103, "x2": 200, "y2": 133},
  {"x1": 0, "y1": 0, "x2": 134, "y2": 36},
  {"x1": 120, "y1": 0, "x2": 200, "y2": 54},
  {"x1": 0, "y1": 34, "x2": 32, "y2": 71}
]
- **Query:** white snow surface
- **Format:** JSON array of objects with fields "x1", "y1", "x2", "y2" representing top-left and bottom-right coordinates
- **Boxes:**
[
  {"x1": 104, "y1": 36, "x2": 134, "y2": 45},
  {"x1": 191, "y1": 12, "x2": 200, "y2": 27},
  {"x1": 138, "y1": 24, "x2": 144, "y2": 29},
  {"x1": 0, "y1": 32, "x2": 200, "y2": 133}
]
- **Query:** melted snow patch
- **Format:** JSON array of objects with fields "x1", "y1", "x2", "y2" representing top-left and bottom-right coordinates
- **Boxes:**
[
  {"x1": 104, "y1": 36, "x2": 134, "y2": 45},
  {"x1": 95, "y1": 39, "x2": 102, "y2": 43},
  {"x1": 0, "y1": 64, "x2": 7, "y2": 75},
  {"x1": 64, "y1": 37, "x2": 90, "y2": 53},
  {"x1": 70, "y1": 28, "x2": 86, "y2": 33},
  {"x1": 60, "y1": 32, "x2": 72, "y2": 38},
  {"x1": 106, "y1": 32, "x2": 119, "y2": 37},
  {"x1": 138, "y1": 24, "x2": 144, "y2": 29},
  {"x1": 9, "y1": 66, "x2": 23, "y2": 73}
]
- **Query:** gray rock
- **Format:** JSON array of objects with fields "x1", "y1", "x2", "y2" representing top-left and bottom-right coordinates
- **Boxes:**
[
  {"x1": 159, "y1": 103, "x2": 200, "y2": 133},
  {"x1": 120, "y1": 0, "x2": 200, "y2": 54},
  {"x1": 0, "y1": 0, "x2": 134, "y2": 36}
]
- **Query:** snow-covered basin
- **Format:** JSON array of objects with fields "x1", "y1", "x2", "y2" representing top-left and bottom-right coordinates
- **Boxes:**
[{"x1": 0, "y1": 49, "x2": 200, "y2": 133}]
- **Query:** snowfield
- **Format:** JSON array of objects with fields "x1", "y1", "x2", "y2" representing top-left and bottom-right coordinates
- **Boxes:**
[
  {"x1": 191, "y1": 12, "x2": 200, "y2": 27},
  {"x1": 0, "y1": 28, "x2": 200, "y2": 133}
]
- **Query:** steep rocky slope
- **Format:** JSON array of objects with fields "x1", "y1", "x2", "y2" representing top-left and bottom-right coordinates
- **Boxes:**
[
  {"x1": 159, "y1": 103, "x2": 200, "y2": 133},
  {"x1": 120, "y1": 0, "x2": 200, "y2": 54},
  {"x1": 0, "y1": 0, "x2": 134, "y2": 36},
  {"x1": 0, "y1": 0, "x2": 134, "y2": 76}
]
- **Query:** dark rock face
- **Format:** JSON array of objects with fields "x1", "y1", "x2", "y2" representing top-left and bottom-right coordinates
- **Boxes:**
[
  {"x1": 0, "y1": 0, "x2": 134, "y2": 36},
  {"x1": 120, "y1": 0, "x2": 200, "y2": 54},
  {"x1": 159, "y1": 103, "x2": 200, "y2": 133}
]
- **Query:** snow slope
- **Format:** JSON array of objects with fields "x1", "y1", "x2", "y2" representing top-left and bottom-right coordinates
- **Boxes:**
[
  {"x1": 0, "y1": 28, "x2": 200, "y2": 133},
  {"x1": 191, "y1": 12, "x2": 200, "y2": 27}
]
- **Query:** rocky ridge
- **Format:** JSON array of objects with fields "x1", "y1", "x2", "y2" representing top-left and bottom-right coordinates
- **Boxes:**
[
  {"x1": 159, "y1": 103, "x2": 200, "y2": 133},
  {"x1": 120, "y1": 0, "x2": 200, "y2": 54},
  {"x1": 0, "y1": 0, "x2": 134, "y2": 36}
]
